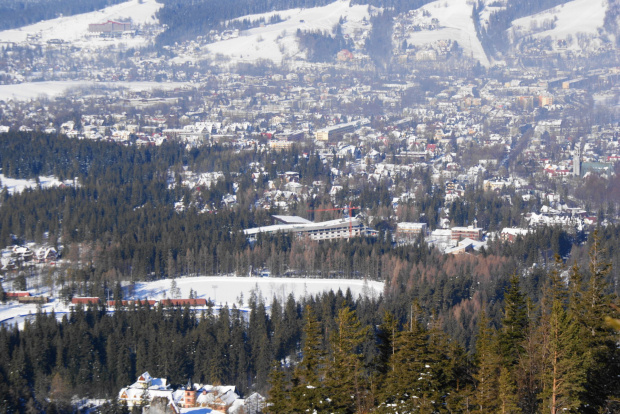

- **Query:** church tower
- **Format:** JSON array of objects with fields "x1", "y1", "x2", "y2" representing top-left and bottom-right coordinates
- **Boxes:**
[
  {"x1": 183, "y1": 379, "x2": 196, "y2": 408},
  {"x1": 573, "y1": 145, "x2": 581, "y2": 177}
]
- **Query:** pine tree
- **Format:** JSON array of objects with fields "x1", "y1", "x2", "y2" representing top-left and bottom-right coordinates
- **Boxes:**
[
  {"x1": 569, "y1": 231, "x2": 620, "y2": 412},
  {"x1": 499, "y1": 273, "x2": 528, "y2": 367},
  {"x1": 545, "y1": 255, "x2": 568, "y2": 307},
  {"x1": 473, "y1": 311, "x2": 500, "y2": 413},
  {"x1": 380, "y1": 320, "x2": 441, "y2": 413},
  {"x1": 249, "y1": 297, "x2": 272, "y2": 386},
  {"x1": 498, "y1": 366, "x2": 521, "y2": 414},
  {"x1": 445, "y1": 341, "x2": 475, "y2": 414},
  {"x1": 290, "y1": 306, "x2": 324, "y2": 413},
  {"x1": 266, "y1": 362, "x2": 291, "y2": 414},
  {"x1": 516, "y1": 297, "x2": 544, "y2": 414},
  {"x1": 376, "y1": 310, "x2": 398, "y2": 377},
  {"x1": 323, "y1": 304, "x2": 369, "y2": 414},
  {"x1": 539, "y1": 300, "x2": 584, "y2": 414}
]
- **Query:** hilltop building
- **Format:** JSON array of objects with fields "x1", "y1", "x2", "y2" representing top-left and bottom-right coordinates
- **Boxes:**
[
  {"x1": 88, "y1": 20, "x2": 132, "y2": 33},
  {"x1": 244, "y1": 215, "x2": 374, "y2": 242}
]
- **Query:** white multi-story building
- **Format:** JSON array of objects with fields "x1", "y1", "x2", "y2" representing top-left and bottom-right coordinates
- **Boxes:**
[{"x1": 244, "y1": 216, "x2": 371, "y2": 242}]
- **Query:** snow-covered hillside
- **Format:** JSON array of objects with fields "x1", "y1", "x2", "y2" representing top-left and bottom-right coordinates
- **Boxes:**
[
  {"x1": 195, "y1": 0, "x2": 492, "y2": 67},
  {"x1": 402, "y1": 0, "x2": 490, "y2": 67},
  {"x1": 0, "y1": 0, "x2": 161, "y2": 49},
  {"x1": 509, "y1": 0, "x2": 612, "y2": 51},
  {"x1": 198, "y1": 0, "x2": 373, "y2": 66}
]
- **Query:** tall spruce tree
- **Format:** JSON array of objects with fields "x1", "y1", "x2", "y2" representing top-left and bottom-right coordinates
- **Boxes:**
[
  {"x1": 473, "y1": 311, "x2": 500, "y2": 413},
  {"x1": 290, "y1": 306, "x2": 325, "y2": 413},
  {"x1": 266, "y1": 362, "x2": 291, "y2": 414},
  {"x1": 376, "y1": 310, "x2": 398, "y2": 378},
  {"x1": 498, "y1": 366, "x2": 521, "y2": 414},
  {"x1": 569, "y1": 231, "x2": 620, "y2": 412},
  {"x1": 323, "y1": 304, "x2": 369, "y2": 414},
  {"x1": 379, "y1": 313, "x2": 446, "y2": 413},
  {"x1": 499, "y1": 273, "x2": 528, "y2": 367},
  {"x1": 539, "y1": 300, "x2": 584, "y2": 414}
]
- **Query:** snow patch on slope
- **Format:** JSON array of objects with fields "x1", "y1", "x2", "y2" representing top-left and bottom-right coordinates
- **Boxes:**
[
  {"x1": 0, "y1": 0, "x2": 161, "y2": 49},
  {"x1": 0, "y1": 174, "x2": 75, "y2": 194},
  {"x1": 510, "y1": 0, "x2": 609, "y2": 48},
  {"x1": 201, "y1": 0, "x2": 372, "y2": 66},
  {"x1": 404, "y1": 0, "x2": 490, "y2": 67}
]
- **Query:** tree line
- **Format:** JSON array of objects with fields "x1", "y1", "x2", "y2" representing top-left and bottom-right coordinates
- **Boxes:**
[
  {"x1": 0, "y1": 286, "x2": 380, "y2": 413},
  {"x1": 267, "y1": 236, "x2": 620, "y2": 413},
  {"x1": 1, "y1": 235, "x2": 617, "y2": 413}
]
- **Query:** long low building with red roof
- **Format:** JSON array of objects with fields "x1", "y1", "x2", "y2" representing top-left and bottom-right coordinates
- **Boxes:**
[
  {"x1": 71, "y1": 297, "x2": 101, "y2": 305},
  {"x1": 6, "y1": 291, "x2": 31, "y2": 297}
]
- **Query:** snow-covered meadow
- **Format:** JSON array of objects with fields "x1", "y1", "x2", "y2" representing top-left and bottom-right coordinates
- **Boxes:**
[
  {"x1": 510, "y1": 0, "x2": 610, "y2": 50},
  {"x1": 0, "y1": 174, "x2": 75, "y2": 194},
  {"x1": 131, "y1": 275, "x2": 384, "y2": 305},
  {"x1": 0, "y1": 276, "x2": 384, "y2": 328}
]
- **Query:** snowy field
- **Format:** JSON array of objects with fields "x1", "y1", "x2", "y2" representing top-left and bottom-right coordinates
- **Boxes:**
[
  {"x1": 405, "y1": 0, "x2": 490, "y2": 67},
  {"x1": 199, "y1": 0, "x2": 373, "y2": 66},
  {"x1": 0, "y1": 80, "x2": 193, "y2": 101},
  {"x1": 131, "y1": 276, "x2": 384, "y2": 306},
  {"x1": 0, "y1": 0, "x2": 162, "y2": 50},
  {"x1": 0, "y1": 174, "x2": 76, "y2": 194},
  {"x1": 510, "y1": 0, "x2": 609, "y2": 48},
  {"x1": 0, "y1": 277, "x2": 384, "y2": 328}
]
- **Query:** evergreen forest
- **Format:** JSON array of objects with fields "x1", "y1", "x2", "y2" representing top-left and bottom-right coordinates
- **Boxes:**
[
  {"x1": 0, "y1": 132, "x2": 618, "y2": 412},
  {"x1": 0, "y1": 240, "x2": 619, "y2": 413}
]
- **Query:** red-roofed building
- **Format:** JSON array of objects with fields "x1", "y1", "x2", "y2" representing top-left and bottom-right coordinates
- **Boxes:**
[
  {"x1": 71, "y1": 297, "x2": 101, "y2": 305},
  {"x1": 6, "y1": 291, "x2": 30, "y2": 297}
]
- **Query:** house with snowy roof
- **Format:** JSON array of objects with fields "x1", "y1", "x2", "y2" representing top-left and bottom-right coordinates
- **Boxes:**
[
  {"x1": 118, "y1": 373, "x2": 260, "y2": 413},
  {"x1": 118, "y1": 372, "x2": 175, "y2": 410}
]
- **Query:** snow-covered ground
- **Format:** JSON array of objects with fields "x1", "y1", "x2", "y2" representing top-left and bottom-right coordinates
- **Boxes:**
[
  {"x1": 510, "y1": 0, "x2": 609, "y2": 49},
  {"x1": 405, "y1": 0, "x2": 490, "y2": 67},
  {"x1": 0, "y1": 174, "x2": 76, "y2": 194},
  {"x1": 0, "y1": 276, "x2": 384, "y2": 328},
  {"x1": 197, "y1": 0, "x2": 372, "y2": 66},
  {"x1": 0, "y1": 0, "x2": 162, "y2": 49},
  {"x1": 131, "y1": 276, "x2": 384, "y2": 306},
  {"x1": 0, "y1": 80, "x2": 193, "y2": 101},
  {"x1": 478, "y1": 0, "x2": 507, "y2": 32}
]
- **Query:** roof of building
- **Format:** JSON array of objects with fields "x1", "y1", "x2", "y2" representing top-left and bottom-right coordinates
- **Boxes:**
[
  {"x1": 272, "y1": 215, "x2": 312, "y2": 224},
  {"x1": 243, "y1": 217, "x2": 362, "y2": 236},
  {"x1": 6, "y1": 291, "x2": 30, "y2": 297}
]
